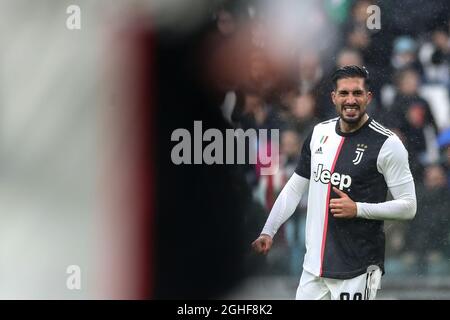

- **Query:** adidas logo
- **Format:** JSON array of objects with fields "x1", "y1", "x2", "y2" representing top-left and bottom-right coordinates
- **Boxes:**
[{"x1": 315, "y1": 146, "x2": 323, "y2": 154}]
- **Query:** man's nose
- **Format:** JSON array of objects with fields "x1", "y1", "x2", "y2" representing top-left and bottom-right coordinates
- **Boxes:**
[{"x1": 345, "y1": 95, "x2": 357, "y2": 104}]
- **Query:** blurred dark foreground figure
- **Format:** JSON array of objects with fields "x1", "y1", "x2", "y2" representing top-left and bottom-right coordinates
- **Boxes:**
[{"x1": 151, "y1": 7, "x2": 264, "y2": 299}]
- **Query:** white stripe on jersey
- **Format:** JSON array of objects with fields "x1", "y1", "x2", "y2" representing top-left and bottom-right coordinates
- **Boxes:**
[
  {"x1": 368, "y1": 124, "x2": 391, "y2": 137},
  {"x1": 302, "y1": 120, "x2": 344, "y2": 277},
  {"x1": 370, "y1": 120, "x2": 393, "y2": 136}
]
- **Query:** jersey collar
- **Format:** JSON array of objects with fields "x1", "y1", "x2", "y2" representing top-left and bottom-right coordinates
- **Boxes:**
[{"x1": 335, "y1": 117, "x2": 372, "y2": 137}]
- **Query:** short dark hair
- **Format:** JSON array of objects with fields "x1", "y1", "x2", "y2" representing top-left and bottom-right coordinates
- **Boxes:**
[{"x1": 332, "y1": 65, "x2": 370, "y2": 90}]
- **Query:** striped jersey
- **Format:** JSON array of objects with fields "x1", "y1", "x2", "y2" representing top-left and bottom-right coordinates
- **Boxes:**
[{"x1": 295, "y1": 117, "x2": 413, "y2": 279}]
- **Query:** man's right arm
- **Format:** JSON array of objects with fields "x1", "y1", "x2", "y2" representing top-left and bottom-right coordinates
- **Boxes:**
[
  {"x1": 261, "y1": 173, "x2": 309, "y2": 238},
  {"x1": 261, "y1": 173, "x2": 309, "y2": 237},
  {"x1": 252, "y1": 130, "x2": 313, "y2": 254},
  {"x1": 251, "y1": 173, "x2": 309, "y2": 254}
]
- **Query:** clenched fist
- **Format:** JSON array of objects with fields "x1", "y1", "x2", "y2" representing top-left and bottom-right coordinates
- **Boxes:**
[{"x1": 251, "y1": 234, "x2": 273, "y2": 255}]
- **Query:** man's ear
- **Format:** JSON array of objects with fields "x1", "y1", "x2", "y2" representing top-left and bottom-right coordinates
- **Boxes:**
[
  {"x1": 331, "y1": 91, "x2": 336, "y2": 105},
  {"x1": 367, "y1": 91, "x2": 373, "y2": 104}
]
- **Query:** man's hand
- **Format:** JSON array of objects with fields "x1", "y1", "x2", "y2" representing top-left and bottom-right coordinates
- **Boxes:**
[
  {"x1": 251, "y1": 234, "x2": 273, "y2": 255},
  {"x1": 330, "y1": 187, "x2": 357, "y2": 218}
]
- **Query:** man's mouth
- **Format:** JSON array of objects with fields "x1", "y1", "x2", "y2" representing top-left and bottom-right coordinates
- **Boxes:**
[{"x1": 343, "y1": 105, "x2": 359, "y2": 116}]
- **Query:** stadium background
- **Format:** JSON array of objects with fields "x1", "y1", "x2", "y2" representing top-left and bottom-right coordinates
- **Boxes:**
[{"x1": 0, "y1": 0, "x2": 449, "y2": 299}]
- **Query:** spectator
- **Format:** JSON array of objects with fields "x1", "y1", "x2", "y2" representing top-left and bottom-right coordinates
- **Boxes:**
[
  {"x1": 234, "y1": 91, "x2": 284, "y2": 131},
  {"x1": 438, "y1": 128, "x2": 450, "y2": 188},
  {"x1": 403, "y1": 164, "x2": 450, "y2": 275},
  {"x1": 294, "y1": 49, "x2": 333, "y2": 122},
  {"x1": 390, "y1": 36, "x2": 423, "y2": 76},
  {"x1": 255, "y1": 129, "x2": 307, "y2": 276},
  {"x1": 419, "y1": 27, "x2": 450, "y2": 87},
  {"x1": 280, "y1": 130, "x2": 307, "y2": 276},
  {"x1": 384, "y1": 67, "x2": 439, "y2": 179},
  {"x1": 296, "y1": 50, "x2": 324, "y2": 96},
  {"x1": 336, "y1": 47, "x2": 364, "y2": 69},
  {"x1": 443, "y1": 145, "x2": 450, "y2": 188},
  {"x1": 287, "y1": 94, "x2": 320, "y2": 137}
]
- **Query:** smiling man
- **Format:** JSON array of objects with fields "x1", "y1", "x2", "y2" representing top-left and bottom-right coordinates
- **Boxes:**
[{"x1": 252, "y1": 65, "x2": 417, "y2": 300}]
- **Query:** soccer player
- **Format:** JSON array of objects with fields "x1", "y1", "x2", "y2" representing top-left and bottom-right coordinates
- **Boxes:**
[{"x1": 252, "y1": 66, "x2": 417, "y2": 300}]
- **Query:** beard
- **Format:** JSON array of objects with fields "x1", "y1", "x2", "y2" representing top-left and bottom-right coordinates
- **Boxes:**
[{"x1": 339, "y1": 104, "x2": 366, "y2": 124}]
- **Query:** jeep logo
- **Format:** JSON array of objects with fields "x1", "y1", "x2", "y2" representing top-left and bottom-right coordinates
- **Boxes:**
[{"x1": 313, "y1": 164, "x2": 352, "y2": 190}]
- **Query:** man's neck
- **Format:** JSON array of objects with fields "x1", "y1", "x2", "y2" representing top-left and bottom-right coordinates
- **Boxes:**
[{"x1": 339, "y1": 114, "x2": 369, "y2": 133}]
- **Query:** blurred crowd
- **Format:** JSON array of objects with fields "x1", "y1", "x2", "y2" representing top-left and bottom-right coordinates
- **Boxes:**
[{"x1": 208, "y1": 0, "x2": 450, "y2": 277}]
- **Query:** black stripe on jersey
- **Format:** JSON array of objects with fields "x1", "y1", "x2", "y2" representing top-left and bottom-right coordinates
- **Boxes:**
[
  {"x1": 364, "y1": 270, "x2": 374, "y2": 300},
  {"x1": 294, "y1": 131, "x2": 313, "y2": 179},
  {"x1": 364, "y1": 272, "x2": 369, "y2": 300},
  {"x1": 321, "y1": 117, "x2": 389, "y2": 280},
  {"x1": 319, "y1": 117, "x2": 339, "y2": 125},
  {"x1": 368, "y1": 123, "x2": 392, "y2": 137},
  {"x1": 371, "y1": 120, "x2": 394, "y2": 135}
]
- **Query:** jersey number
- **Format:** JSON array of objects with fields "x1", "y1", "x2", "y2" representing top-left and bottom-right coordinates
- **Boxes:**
[{"x1": 340, "y1": 292, "x2": 363, "y2": 300}]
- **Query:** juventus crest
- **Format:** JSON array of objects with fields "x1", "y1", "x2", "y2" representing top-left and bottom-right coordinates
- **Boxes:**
[{"x1": 352, "y1": 144, "x2": 368, "y2": 165}]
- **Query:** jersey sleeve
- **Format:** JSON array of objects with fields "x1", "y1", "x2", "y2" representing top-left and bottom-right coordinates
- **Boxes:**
[
  {"x1": 294, "y1": 131, "x2": 313, "y2": 179},
  {"x1": 261, "y1": 173, "x2": 309, "y2": 237},
  {"x1": 356, "y1": 179, "x2": 416, "y2": 220},
  {"x1": 377, "y1": 134, "x2": 414, "y2": 187}
]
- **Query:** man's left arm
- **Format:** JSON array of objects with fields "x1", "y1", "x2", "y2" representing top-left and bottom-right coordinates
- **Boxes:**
[{"x1": 355, "y1": 135, "x2": 417, "y2": 220}]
